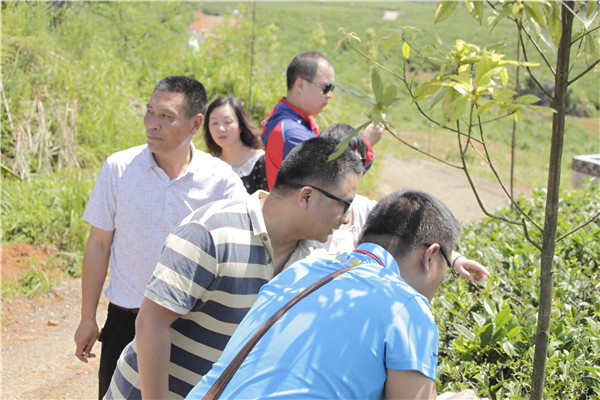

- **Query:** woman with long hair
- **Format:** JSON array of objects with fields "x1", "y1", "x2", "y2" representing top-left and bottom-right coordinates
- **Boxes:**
[{"x1": 204, "y1": 96, "x2": 268, "y2": 194}]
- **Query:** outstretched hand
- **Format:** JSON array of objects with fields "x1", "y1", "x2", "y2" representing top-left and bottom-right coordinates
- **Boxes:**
[{"x1": 453, "y1": 256, "x2": 489, "y2": 283}]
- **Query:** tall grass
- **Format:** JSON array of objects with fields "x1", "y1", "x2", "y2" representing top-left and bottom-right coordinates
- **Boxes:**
[{"x1": 1, "y1": 1, "x2": 597, "y2": 256}]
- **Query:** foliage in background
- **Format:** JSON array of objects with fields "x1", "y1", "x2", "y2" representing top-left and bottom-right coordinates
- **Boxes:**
[
  {"x1": 434, "y1": 180, "x2": 600, "y2": 399},
  {"x1": 1, "y1": 169, "x2": 93, "y2": 266}
]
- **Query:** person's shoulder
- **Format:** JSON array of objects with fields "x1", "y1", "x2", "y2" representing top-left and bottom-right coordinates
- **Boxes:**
[
  {"x1": 182, "y1": 196, "x2": 249, "y2": 226},
  {"x1": 105, "y1": 144, "x2": 147, "y2": 165}
]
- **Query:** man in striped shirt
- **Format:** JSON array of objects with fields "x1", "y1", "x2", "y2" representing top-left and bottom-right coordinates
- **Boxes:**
[{"x1": 105, "y1": 136, "x2": 364, "y2": 399}]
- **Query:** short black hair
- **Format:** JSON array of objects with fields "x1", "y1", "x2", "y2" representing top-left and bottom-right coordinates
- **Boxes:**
[
  {"x1": 286, "y1": 51, "x2": 333, "y2": 90},
  {"x1": 203, "y1": 95, "x2": 261, "y2": 156},
  {"x1": 153, "y1": 76, "x2": 208, "y2": 118},
  {"x1": 320, "y1": 124, "x2": 368, "y2": 164},
  {"x1": 273, "y1": 136, "x2": 363, "y2": 193},
  {"x1": 360, "y1": 190, "x2": 461, "y2": 258}
]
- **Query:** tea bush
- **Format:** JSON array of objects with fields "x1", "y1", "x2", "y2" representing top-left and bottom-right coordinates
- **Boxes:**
[{"x1": 434, "y1": 181, "x2": 600, "y2": 399}]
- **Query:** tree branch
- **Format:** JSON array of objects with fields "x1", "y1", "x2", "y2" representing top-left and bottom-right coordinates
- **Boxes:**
[
  {"x1": 568, "y1": 58, "x2": 600, "y2": 86},
  {"x1": 522, "y1": 218, "x2": 543, "y2": 251},
  {"x1": 556, "y1": 210, "x2": 600, "y2": 242},
  {"x1": 518, "y1": 27, "x2": 555, "y2": 100},
  {"x1": 386, "y1": 128, "x2": 462, "y2": 169},
  {"x1": 520, "y1": 23, "x2": 556, "y2": 74}
]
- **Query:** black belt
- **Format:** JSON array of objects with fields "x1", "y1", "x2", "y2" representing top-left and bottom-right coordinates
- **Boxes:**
[{"x1": 109, "y1": 302, "x2": 140, "y2": 315}]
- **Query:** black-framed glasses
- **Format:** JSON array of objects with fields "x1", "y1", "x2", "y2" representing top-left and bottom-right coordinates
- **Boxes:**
[
  {"x1": 290, "y1": 183, "x2": 352, "y2": 214},
  {"x1": 424, "y1": 243, "x2": 456, "y2": 283},
  {"x1": 304, "y1": 78, "x2": 335, "y2": 95}
]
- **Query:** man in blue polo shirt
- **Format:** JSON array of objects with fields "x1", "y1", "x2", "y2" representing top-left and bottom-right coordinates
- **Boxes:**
[{"x1": 187, "y1": 190, "x2": 480, "y2": 400}]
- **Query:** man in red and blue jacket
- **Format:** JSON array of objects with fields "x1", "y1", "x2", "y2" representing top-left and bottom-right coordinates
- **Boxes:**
[{"x1": 261, "y1": 51, "x2": 378, "y2": 189}]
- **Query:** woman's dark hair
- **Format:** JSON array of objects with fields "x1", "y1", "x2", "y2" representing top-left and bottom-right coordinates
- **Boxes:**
[{"x1": 203, "y1": 95, "x2": 261, "y2": 156}]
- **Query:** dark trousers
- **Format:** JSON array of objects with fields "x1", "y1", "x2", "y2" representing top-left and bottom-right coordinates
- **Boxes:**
[{"x1": 98, "y1": 303, "x2": 138, "y2": 400}]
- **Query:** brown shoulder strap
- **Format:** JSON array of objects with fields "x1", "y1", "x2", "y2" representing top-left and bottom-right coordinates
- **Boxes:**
[{"x1": 202, "y1": 264, "x2": 356, "y2": 400}]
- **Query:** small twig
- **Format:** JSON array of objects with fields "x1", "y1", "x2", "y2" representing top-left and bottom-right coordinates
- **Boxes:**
[
  {"x1": 386, "y1": 128, "x2": 462, "y2": 170},
  {"x1": 556, "y1": 210, "x2": 600, "y2": 242},
  {"x1": 568, "y1": 58, "x2": 600, "y2": 86},
  {"x1": 522, "y1": 219, "x2": 543, "y2": 251},
  {"x1": 518, "y1": 30, "x2": 554, "y2": 100},
  {"x1": 520, "y1": 23, "x2": 556, "y2": 75}
]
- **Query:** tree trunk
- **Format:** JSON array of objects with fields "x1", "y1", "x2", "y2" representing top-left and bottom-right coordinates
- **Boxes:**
[{"x1": 530, "y1": 2, "x2": 574, "y2": 399}]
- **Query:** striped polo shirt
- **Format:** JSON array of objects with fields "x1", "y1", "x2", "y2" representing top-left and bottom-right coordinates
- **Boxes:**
[{"x1": 106, "y1": 191, "x2": 321, "y2": 399}]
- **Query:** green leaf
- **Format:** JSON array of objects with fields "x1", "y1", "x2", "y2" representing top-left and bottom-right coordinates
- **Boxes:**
[
  {"x1": 475, "y1": 52, "x2": 490, "y2": 88},
  {"x1": 454, "y1": 323, "x2": 476, "y2": 341},
  {"x1": 515, "y1": 94, "x2": 541, "y2": 105},
  {"x1": 371, "y1": 69, "x2": 383, "y2": 102},
  {"x1": 502, "y1": 341, "x2": 517, "y2": 357},
  {"x1": 434, "y1": 1, "x2": 458, "y2": 24},
  {"x1": 451, "y1": 95, "x2": 468, "y2": 124},
  {"x1": 464, "y1": 1, "x2": 484, "y2": 24},
  {"x1": 507, "y1": 325, "x2": 521, "y2": 340},
  {"x1": 585, "y1": 34, "x2": 599, "y2": 65},
  {"x1": 381, "y1": 85, "x2": 398, "y2": 108},
  {"x1": 581, "y1": 376, "x2": 600, "y2": 391},
  {"x1": 413, "y1": 81, "x2": 442, "y2": 102},
  {"x1": 328, "y1": 122, "x2": 370, "y2": 162},
  {"x1": 548, "y1": 2, "x2": 562, "y2": 47},
  {"x1": 483, "y1": 299, "x2": 496, "y2": 317},
  {"x1": 495, "y1": 306, "x2": 512, "y2": 329},
  {"x1": 402, "y1": 41, "x2": 410, "y2": 60},
  {"x1": 477, "y1": 323, "x2": 494, "y2": 347},
  {"x1": 524, "y1": 2, "x2": 547, "y2": 28}
]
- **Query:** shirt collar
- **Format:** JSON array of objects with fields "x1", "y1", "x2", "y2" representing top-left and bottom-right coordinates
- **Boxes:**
[
  {"x1": 354, "y1": 242, "x2": 401, "y2": 277},
  {"x1": 143, "y1": 142, "x2": 198, "y2": 173}
]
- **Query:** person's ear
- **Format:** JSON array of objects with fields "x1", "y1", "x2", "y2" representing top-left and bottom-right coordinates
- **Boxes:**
[
  {"x1": 422, "y1": 243, "x2": 440, "y2": 275},
  {"x1": 297, "y1": 186, "x2": 312, "y2": 210},
  {"x1": 191, "y1": 114, "x2": 204, "y2": 135},
  {"x1": 294, "y1": 77, "x2": 306, "y2": 93}
]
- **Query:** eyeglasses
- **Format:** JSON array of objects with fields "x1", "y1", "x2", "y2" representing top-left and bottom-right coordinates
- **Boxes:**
[
  {"x1": 290, "y1": 183, "x2": 352, "y2": 214},
  {"x1": 424, "y1": 243, "x2": 456, "y2": 283},
  {"x1": 304, "y1": 78, "x2": 335, "y2": 95}
]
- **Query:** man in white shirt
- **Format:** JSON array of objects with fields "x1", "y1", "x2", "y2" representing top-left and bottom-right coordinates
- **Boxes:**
[{"x1": 73, "y1": 76, "x2": 248, "y2": 399}]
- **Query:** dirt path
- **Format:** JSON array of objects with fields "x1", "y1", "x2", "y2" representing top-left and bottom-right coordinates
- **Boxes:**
[
  {"x1": 1, "y1": 275, "x2": 108, "y2": 399},
  {"x1": 376, "y1": 154, "x2": 525, "y2": 224},
  {"x1": 0, "y1": 156, "x2": 522, "y2": 399}
]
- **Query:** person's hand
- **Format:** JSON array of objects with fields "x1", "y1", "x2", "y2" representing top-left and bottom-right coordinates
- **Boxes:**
[
  {"x1": 361, "y1": 115, "x2": 386, "y2": 146},
  {"x1": 453, "y1": 256, "x2": 489, "y2": 283},
  {"x1": 74, "y1": 318, "x2": 99, "y2": 362}
]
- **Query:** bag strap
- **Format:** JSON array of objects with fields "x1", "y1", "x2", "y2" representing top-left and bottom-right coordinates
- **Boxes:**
[{"x1": 202, "y1": 263, "x2": 357, "y2": 400}]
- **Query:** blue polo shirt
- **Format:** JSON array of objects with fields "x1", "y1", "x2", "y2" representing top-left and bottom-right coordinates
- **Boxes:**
[{"x1": 186, "y1": 242, "x2": 439, "y2": 399}]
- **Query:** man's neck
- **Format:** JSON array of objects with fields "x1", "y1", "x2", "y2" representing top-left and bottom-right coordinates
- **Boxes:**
[
  {"x1": 153, "y1": 146, "x2": 192, "y2": 180},
  {"x1": 284, "y1": 94, "x2": 311, "y2": 119},
  {"x1": 261, "y1": 194, "x2": 301, "y2": 275}
]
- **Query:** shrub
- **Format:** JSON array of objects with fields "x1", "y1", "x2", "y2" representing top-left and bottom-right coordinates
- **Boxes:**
[{"x1": 434, "y1": 181, "x2": 600, "y2": 399}]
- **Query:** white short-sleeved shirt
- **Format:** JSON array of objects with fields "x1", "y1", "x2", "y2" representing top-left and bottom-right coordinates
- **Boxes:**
[
  {"x1": 83, "y1": 144, "x2": 248, "y2": 308},
  {"x1": 324, "y1": 194, "x2": 378, "y2": 255}
]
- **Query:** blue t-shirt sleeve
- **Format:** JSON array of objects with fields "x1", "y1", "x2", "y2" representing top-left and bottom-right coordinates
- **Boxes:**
[{"x1": 384, "y1": 295, "x2": 439, "y2": 381}]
